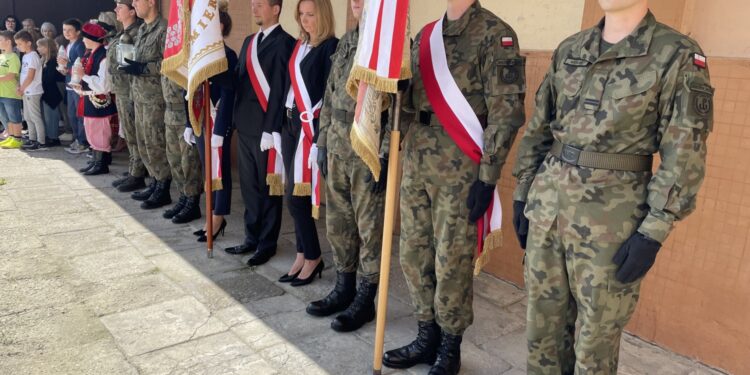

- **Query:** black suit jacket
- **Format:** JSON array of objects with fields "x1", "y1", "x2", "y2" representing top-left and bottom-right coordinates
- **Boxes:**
[
  {"x1": 234, "y1": 26, "x2": 296, "y2": 137},
  {"x1": 283, "y1": 37, "x2": 339, "y2": 140}
]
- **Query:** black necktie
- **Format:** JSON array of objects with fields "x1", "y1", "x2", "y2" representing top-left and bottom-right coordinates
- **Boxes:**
[{"x1": 257, "y1": 32, "x2": 265, "y2": 46}]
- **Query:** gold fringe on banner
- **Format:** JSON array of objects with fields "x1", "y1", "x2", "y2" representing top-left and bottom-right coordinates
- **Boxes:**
[
  {"x1": 312, "y1": 205, "x2": 320, "y2": 220},
  {"x1": 187, "y1": 49, "x2": 229, "y2": 136},
  {"x1": 293, "y1": 183, "x2": 312, "y2": 197},
  {"x1": 346, "y1": 65, "x2": 412, "y2": 97},
  {"x1": 211, "y1": 179, "x2": 223, "y2": 192},
  {"x1": 474, "y1": 230, "x2": 503, "y2": 276},
  {"x1": 266, "y1": 174, "x2": 284, "y2": 196},
  {"x1": 350, "y1": 124, "x2": 382, "y2": 181}
]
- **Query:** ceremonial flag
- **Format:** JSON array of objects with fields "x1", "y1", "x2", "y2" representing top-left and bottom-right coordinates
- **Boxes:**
[
  {"x1": 347, "y1": 0, "x2": 411, "y2": 179},
  {"x1": 162, "y1": 0, "x2": 228, "y2": 137}
]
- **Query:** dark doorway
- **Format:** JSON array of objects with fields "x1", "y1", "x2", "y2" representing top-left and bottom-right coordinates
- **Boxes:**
[{"x1": 0, "y1": 0, "x2": 113, "y2": 32}]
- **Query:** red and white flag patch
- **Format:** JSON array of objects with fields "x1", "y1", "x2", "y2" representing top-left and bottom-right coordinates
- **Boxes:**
[
  {"x1": 693, "y1": 53, "x2": 707, "y2": 69},
  {"x1": 501, "y1": 36, "x2": 514, "y2": 47}
]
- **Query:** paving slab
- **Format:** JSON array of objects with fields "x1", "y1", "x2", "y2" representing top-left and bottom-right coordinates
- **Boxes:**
[{"x1": 67, "y1": 249, "x2": 156, "y2": 284}]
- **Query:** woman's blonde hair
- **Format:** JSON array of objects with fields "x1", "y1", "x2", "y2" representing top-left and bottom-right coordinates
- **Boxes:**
[
  {"x1": 36, "y1": 37, "x2": 57, "y2": 64},
  {"x1": 295, "y1": 0, "x2": 335, "y2": 46}
]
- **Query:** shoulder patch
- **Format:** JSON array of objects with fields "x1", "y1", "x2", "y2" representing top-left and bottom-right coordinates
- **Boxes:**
[
  {"x1": 693, "y1": 53, "x2": 707, "y2": 69},
  {"x1": 501, "y1": 36, "x2": 514, "y2": 48}
]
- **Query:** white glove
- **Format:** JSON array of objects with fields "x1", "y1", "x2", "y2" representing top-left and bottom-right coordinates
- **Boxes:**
[
  {"x1": 211, "y1": 134, "x2": 224, "y2": 149},
  {"x1": 272, "y1": 132, "x2": 282, "y2": 154},
  {"x1": 308, "y1": 144, "x2": 318, "y2": 169},
  {"x1": 260, "y1": 132, "x2": 274, "y2": 151},
  {"x1": 183, "y1": 128, "x2": 196, "y2": 145}
]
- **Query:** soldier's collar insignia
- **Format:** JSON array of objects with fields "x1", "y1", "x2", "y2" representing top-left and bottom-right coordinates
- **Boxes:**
[
  {"x1": 501, "y1": 37, "x2": 514, "y2": 48},
  {"x1": 693, "y1": 53, "x2": 707, "y2": 69}
]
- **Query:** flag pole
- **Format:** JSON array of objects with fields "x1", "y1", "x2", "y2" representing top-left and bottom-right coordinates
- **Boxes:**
[
  {"x1": 372, "y1": 91, "x2": 403, "y2": 375},
  {"x1": 203, "y1": 80, "x2": 214, "y2": 259}
]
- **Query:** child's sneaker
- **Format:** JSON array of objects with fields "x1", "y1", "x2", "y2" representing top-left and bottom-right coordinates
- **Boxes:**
[
  {"x1": 66, "y1": 143, "x2": 89, "y2": 154},
  {"x1": 22, "y1": 141, "x2": 39, "y2": 150},
  {"x1": 59, "y1": 133, "x2": 74, "y2": 142},
  {"x1": 1, "y1": 137, "x2": 23, "y2": 149}
]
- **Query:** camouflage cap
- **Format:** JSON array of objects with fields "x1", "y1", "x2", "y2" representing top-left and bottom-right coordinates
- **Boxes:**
[{"x1": 115, "y1": 0, "x2": 133, "y2": 5}]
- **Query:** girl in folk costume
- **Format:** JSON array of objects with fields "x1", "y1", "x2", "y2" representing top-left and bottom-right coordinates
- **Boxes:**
[
  {"x1": 72, "y1": 22, "x2": 117, "y2": 176},
  {"x1": 279, "y1": 0, "x2": 338, "y2": 287}
]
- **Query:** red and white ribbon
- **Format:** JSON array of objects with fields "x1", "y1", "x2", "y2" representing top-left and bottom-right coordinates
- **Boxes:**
[{"x1": 420, "y1": 17, "x2": 502, "y2": 273}]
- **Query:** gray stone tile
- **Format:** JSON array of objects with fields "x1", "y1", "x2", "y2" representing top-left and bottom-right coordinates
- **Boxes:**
[
  {"x1": 474, "y1": 273, "x2": 527, "y2": 308},
  {"x1": 0, "y1": 195, "x2": 15, "y2": 211},
  {"x1": 131, "y1": 331, "x2": 271, "y2": 375},
  {"x1": 79, "y1": 273, "x2": 187, "y2": 316},
  {"x1": 213, "y1": 269, "x2": 286, "y2": 305},
  {"x1": 477, "y1": 328, "x2": 528, "y2": 371},
  {"x1": 0, "y1": 275, "x2": 77, "y2": 316},
  {"x1": 100, "y1": 296, "x2": 228, "y2": 356},
  {"x1": 40, "y1": 228, "x2": 133, "y2": 258},
  {"x1": 215, "y1": 294, "x2": 307, "y2": 328},
  {"x1": 5, "y1": 184, "x2": 78, "y2": 202},
  {"x1": 465, "y1": 298, "x2": 526, "y2": 346},
  {"x1": 0, "y1": 175, "x2": 62, "y2": 190},
  {"x1": 34, "y1": 212, "x2": 108, "y2": 235},
  {"x1": 68, "y1": 249, "x2": 155, "y2": 284}
]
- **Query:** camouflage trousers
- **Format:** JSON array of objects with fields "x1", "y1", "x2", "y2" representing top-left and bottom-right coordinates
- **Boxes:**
[
  {"x1": 115, "y1": 95, "x2": 146, "y2": 178},
  {"x1": 525, "y1": 220, "x2": 641, "y2": 375},
  {"x1": 399, "y1": 125, "x2": 478, "y2": 336},
  {"x1": 165, "y1": 115, "x2": 203, "y2": 197},
  {"x1": 325, "y1": 153, "x2": 385, "y2": 284},
  {"x1": 134, "y1": 100, "x2": 171, "y2": 181}
]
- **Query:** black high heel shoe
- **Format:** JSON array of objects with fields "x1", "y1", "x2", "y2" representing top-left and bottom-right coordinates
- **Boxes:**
[
  {"x1": 291, "y1": 260, "x2": 325, "y2": 287},
  {"x1": 278, "y1": 270, "x2": 302, "y2": 283},
  {"x1": 197, "y1": 219, "x2": 227, "y2": 243},
  {"x1": 193, "y1": 229, "x2": 206, "y2": 236}
]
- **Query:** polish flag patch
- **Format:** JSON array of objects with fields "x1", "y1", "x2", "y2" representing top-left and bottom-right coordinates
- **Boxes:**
[
  {"x1": 501, "y1": 36, "x2": 514, "y2": 47},
  {"x1": 693, "y1": 53, "x2": 707, "y2": 69}
]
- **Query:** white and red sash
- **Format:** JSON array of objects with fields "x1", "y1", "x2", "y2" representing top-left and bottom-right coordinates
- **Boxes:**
[
  {"x1": 245, "y1": 32, "x2": 285, "y2": 195},
  {"x1": 289, "y1": 40, "x2": 323, "y2": 218},
  {"x1": 420, "y1": 17, "x2": 503, "y2": 275}
]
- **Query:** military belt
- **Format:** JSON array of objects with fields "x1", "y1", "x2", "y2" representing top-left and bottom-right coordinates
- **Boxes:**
[
  {"x1": 418, "y1": 111, "x2": 487, "y2": 128},
  {"x1": 550, "y1": 140, "x2": 653, "y2": 172},
  {"x1": 333, "y1": 108, "x2": 355, "y2": 123}
]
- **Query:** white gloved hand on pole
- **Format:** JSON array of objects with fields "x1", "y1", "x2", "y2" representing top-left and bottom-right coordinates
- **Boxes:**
[
  {"x1": 260, "y1": 132, "x2": 274, "y2": 151},
  {"x1": 183, "y1": 128, "x2": 196, "y2": 145},
  {"x1": 211, "y1": 134, "x2": 224, "y2": 149},
  {"x1": 308, "y1": 144, "x2": 318, "y2": 169}
]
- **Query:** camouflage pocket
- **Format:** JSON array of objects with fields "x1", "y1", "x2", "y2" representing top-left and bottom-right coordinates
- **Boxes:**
[{"x1": 607, "y1": 70, "x2": 658, "y2": 125}]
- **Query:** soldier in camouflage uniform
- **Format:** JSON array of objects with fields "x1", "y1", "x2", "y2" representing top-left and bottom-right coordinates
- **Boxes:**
[
  {"x1": 121, "y1": 0, "x2": 172, "y2": 210},
  {"x1": 110, "y1": 0, "x2": 146, "y2": 193},
  {"x1": 512, "y1": 1, "x2": 713, "y2": 373},
  {"x1": 161, "y1": 77, "x2": 203, "y2": 223},
  {"x1": 383, "y1": 2, "x2": 526, "y2": 374},
  {"x1": 307, "y1": 0, "x2": 389, "y2": 334}
]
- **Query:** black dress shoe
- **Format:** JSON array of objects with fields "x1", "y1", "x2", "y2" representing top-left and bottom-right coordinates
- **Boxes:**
[
  {"x1": 224, "y1": 242, "x2": 256, "y2": 254},
  {"x1": 193, "y1": 229, "x2": 206, "y2": 237},
  {"x1": 197, "y1": 219, "x2": 226, "y2": 242},
  {"x1": 290, "y1": 260, "x2": 325, "y2": 287},
  {"x1": 278, "y1": 270, "x2": 301, "y2": 283},
  {"x1": 247, "y1": 248, "x2": 277, "y2": 267}
]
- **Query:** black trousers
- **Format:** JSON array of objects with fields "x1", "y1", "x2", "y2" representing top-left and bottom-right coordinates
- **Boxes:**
[
  {"x1": 237, "y1": 130, "x2": 283, "y2": 253},
  {"x1": 196, "y1": 130, "x2": 233, "y2": 216},
  {"x1": 282, "y1": 114, "x2": 321, "y2": 260}
]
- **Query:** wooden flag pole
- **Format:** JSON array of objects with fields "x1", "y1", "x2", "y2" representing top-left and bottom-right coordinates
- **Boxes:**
[
  {"x1": 372, "y1": 91, "x2": 403, "y2": 375},
  {"x1": 203, "y1": 80, "x2": 214, "y2": 259}
]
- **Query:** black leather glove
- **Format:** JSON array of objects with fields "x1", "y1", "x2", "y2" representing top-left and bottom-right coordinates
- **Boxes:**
[
  {"x1": 317, "y1": 146, "x2": 328, "y2": 180},
  {"x1": 466, "y1": 180, "x2": 495, "y2": 223},
  {"x1": 612, "y1": 232, "x2": 661, "y2": 283},
  {"x1": 512, "y1": 201, "x2": 529, "y2": 249},
  {"x1": 397, "y1": 79, "x2": 410, "y2": 93},
  {"x1": 365, "y1": 157, "x2": 388, "y2": 194},
  {"x1": 119, "y1": 58, "x2": 147, "y2": 75}
]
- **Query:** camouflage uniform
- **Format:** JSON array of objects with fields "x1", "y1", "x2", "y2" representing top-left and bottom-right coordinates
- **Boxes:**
[
  {"x1": 317, "y1": 27, "x2": 388, "y2": 284},
  {"x1": 400, "y1": 2, "x2": 526, "y2": 335},
  {"x1": 162, "y1": 76, "x2": 203, "y2": 197},
  {"x1": 108, "y1": 19, "x2": 144, "y2": 178},
  {"x1": 131, "y1": 17, "x2": 170, "y2": 181},
  {"x1": 513, "y1": 12, "x2": 713, "y2": 374}
]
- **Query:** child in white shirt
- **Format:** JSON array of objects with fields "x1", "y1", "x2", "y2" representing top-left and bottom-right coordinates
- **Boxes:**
[{"x1": 15, "y1": 30, "x2": 46, "y2": 150}]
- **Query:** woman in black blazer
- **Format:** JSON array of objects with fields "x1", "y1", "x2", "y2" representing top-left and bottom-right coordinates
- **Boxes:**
[
  {"x1": 193, "y1": 8, "x2": 237, "y2": 242},
  {"x1": 279, "y1": 0, "x2": 338, "y2": 286}
]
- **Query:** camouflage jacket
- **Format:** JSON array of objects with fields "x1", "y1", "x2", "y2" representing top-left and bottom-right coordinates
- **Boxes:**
[
  {"x1": 107, "y1": 19, "x2": 143, "y2": 96},
  {"x1": 513, "y1": 12, "x2": 713, "y2": 244},
  {"x1": 161, "y1": 75, "x2": 187, "y2": 125},
  {"x1": 405, "y1": 1, "x2": 526, "y2": 184},
  {"x1": 131, "y1": 17, "x2": 167, "y2": 103},
  {"x1": 318, "y1": 26, "x2": 390, "y2": 159}
]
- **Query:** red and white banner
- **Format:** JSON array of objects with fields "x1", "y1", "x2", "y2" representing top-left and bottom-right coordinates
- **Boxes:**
[
  {"x1": 289, "y1": 41, "x2": 323, "y2": 218},
  {"x1": 191, "y1": 85, "x2": 223, "y2": 191},
  {"x1": 420, "y1": 17, "x2": 503, "y2": 275},
  {"x1": 347, "y1": 0, "x2": 411, "y2": 179},
  {"x1": 162, "y1": 0, "x2": 228, "y2": 136}
]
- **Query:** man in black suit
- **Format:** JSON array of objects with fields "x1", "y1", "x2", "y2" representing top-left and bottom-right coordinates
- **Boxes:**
[{"x1": 224, "y1": 0, "x2": 295, "y2": 266}]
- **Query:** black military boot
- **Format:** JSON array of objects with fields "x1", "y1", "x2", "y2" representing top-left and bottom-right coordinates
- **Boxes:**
[
  {"x1": 172, "y1": 195, "x2": 202, "y2": 224},
  {"x1": 330, "y1": 279, "x2": 377, "y2": 332},
  {"x1": 112, "y1": 173, "x2": 130, "y2": 188},
  {"x1": 84, "y1": 152, "x2": 109, "y2": 176},
  {"x1": 102, "y1": 152, "x2": 112, "y2": 166},
  {"x1": 131, "y1": 180, "x2": 157, "y2": 201},
  {"x1": 141, "y1": 179, "x2": 172, "y2": 209},
  {"x1": 79, "y1": 160, "x2": 95, "y2": 173},
  {"x1": 119, "y1": 175, "x2": 147, "y2": 193},
  {"x1": 306, "y1": 271, "x2": 356, "y2": 317},
  {"x1": 383, "y1": 320, "x2": 441, "y2": 369},
  {"x1": 163, "y1": 194, "x2": 187, "y2": 219},
  {"x1": 428, "y1": 332, "x2": 462, "y2": 375}
]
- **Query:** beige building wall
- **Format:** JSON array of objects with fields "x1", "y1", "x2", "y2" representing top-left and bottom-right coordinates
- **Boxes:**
[
  {"x1": 687, "y1": 0, "x2": 750, "y2": 58},
  {"x1": 408, "y1": 0, "x2": 586, "y2": 50}
]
